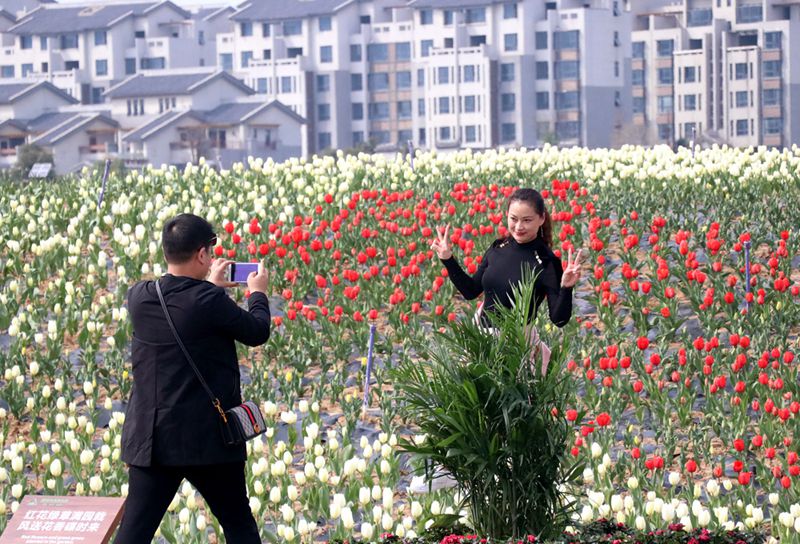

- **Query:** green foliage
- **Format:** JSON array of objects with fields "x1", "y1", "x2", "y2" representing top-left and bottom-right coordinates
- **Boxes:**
[
  {"x1": 393, "y1": 273, "x2": 582, "y2": 541},
  {"x1": 14, "y1": 144, "x2": 54, "y2": 178}
]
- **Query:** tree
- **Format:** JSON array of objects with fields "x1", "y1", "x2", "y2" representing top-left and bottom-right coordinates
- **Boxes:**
[
  {"x1": 179, "y1": 126, "x2": 212, "y2": 164},
  {"x1": 15, "y1": 144, "x2": 54, "y2": 178}
]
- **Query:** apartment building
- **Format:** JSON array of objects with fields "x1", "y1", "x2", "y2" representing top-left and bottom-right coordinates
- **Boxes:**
[
  {"x1": 2, "y1": 1, "x2": 232, "y2": 104},
  {"x1": 631, "y1": 0, "x2": 799, "y2": 148}
]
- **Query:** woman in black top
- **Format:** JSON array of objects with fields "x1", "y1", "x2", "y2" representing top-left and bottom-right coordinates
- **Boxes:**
[{"x1": 431, "y1": 188, "x2": 583, "y2": 371}]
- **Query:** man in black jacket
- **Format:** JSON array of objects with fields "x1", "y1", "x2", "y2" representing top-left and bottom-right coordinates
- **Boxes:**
[{"x1": 115, "y1": 213, "x2": 270, "y2": 543}]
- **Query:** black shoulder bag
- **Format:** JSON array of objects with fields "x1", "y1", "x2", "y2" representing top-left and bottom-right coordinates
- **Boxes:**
[{"x1": 155, "y1": 280, "x2": 266, "y2": 446}]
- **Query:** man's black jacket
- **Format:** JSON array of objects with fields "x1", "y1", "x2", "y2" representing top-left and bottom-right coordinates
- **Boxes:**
[{"x1": 121, "y1": 274, "x2": 270, "y2": 466}]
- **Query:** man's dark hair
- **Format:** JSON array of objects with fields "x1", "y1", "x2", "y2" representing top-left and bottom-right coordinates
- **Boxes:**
[{"x1": 161, "y1": 214, "x2": 216, "y2": 264}]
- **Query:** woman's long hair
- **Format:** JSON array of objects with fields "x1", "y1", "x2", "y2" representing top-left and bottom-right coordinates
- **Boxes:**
[{"x1": 506, "y1": 188, "x2": 553, "y2": 248}]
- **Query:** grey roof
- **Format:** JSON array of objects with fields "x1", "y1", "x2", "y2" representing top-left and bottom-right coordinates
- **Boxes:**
[
  {"x1": 122, "y1": 109, "x2": 200, "y2": 142},
  {"x1": 408, "y1": 0, "x2": 499, "y2": 8},
  {"x1": 123, "y1": 100, "x2": 305, "y2": 142},
  {"x1": 198, "y1": 5, "x2": 233, "y2": 20},
  {"x1": 0, "y1": 118, "x2": 27, "y2": 131},
  {"x1": 0, "y1": 8, "x2": 16, "y2": 22},
  {"x1": 9, "y1": 1, "x2": 190, "y2": 35},
  {"x1": 105, "y1": 70, "x2": 254, "y2": 99},
  {"x1": 32, "y1": 112, "x2": 118, "y2": 146},
  {"x1": 230, "y1": 0, "x2": 355, "y2": 22},
  {"x1": 0, "y1": 80, "x2": 78, "y2": 105},
  {"x1": 25, "y1": 111, "x2": 79, "y2": 133}
]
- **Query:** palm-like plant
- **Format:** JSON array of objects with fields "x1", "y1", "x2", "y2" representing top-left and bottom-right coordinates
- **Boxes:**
[{"x1": 394, "y1": 274, "x2": 581, "y2": 541}]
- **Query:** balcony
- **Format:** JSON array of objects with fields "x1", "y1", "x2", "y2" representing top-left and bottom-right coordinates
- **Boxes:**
[
  {"x1": 0, "y1": 147, "x2": 18, "y2": 157},
  {"x1": 79, "y1": 142, "x2": 118, "y2": 155}
]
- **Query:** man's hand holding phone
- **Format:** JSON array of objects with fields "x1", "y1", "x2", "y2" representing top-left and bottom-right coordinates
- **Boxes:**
[
  {"x1": 247, "y1": 262, "x2": 268, "y2": 295},
  {"x1": 208, "y1": 258, "x2": 237, "y2": 288}
]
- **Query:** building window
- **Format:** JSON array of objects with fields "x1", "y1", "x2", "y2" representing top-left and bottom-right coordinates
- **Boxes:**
[
  {"x1": 281, "y1": 76, "x2": 292, "y2": 93},
  {"x1": 20, "y1": 35, "x2": 32, "y2": 49},
  {"x1": 317, "y1": 74, "x2": 330, "y2": 92},
  {"x1": 632, "y1": 41, "x2": 644, "y2": 58},
  {"x1": 318, "y1": 132, "x2": 331, "y2": 150},
  {"x1": 135, "y1": 30, "x2": 145, "y2": 39},
  {"x1": 555, "y1": 60, "x2": 579, "y2": 79},
  {"x1": 367, "y1": 72, "x2": 389, "y2": 91},
  {"x1": 763, "y1": 88, "x2": 781, "y2": 106},
  {"x1": 657, "y1": 95, "x2": 673, "y2": 113},
  {"x1": 685, "y1": 94, "x2": 698, "y2": 110},
  {"x1": 350, "y1": 45, "x2": 362, "y2": 62},
  {"x1": 368, "y1": 102, "x2": 390, "y2": 119},
  {"x1": 553, "y1": 30, "x2": 578, "y2": 50},
  {"x1": 764, "y1": 31, "x2": 781, "y2": 50},
  {"x1": 417, "y1": 68, "x2": 425, "y2": 87},
  {"x1": 367, "y1": 43, "x2": 389, "y2": 62},
  {"x1": 656, "y1": 39, "x2": 674, "y2": 57},
  {"x1": 465, "y1": 125, "x2": 477, "y2": 143},
  {"x1": 684, "y1": 122, "x2": 697, "y2": 138},
  {"x1": 501, "y1": 93, "x2": 515, "y2": 112},
  {"x1": 318, "y1": 103, "x2": 331, "y2": 121},
  {"x1": 95, "y1": 59, "x2": 108, "y2": 76},
  {"x1": 556, "y1": 121, "x2": 579, "y2": 139},
  {"x1": 535, "y1": 61, "x2": 549, "y2": 80},
  {"x1": 503, "y1": 3, "x2": 517, "y2": 19},
  {"x1": 735, "y1": 119, "x2": 749, "y2": 136},
  {"x1": 418, "y1": 98, "x2": 425, "y2": 115},
  {"x1": 91, "y1": 30, "x2": 107, "y2": 46},
  {"x1": 555, "y1": 91, "x2": 579, "y2": 110},
  {"x1": 463, "y1": 65, "x2": 476, "y2": 82},
  {"x1": 398, "y1": 129, "x2": 412, "y2": 144},
  {"x1": 351, "y1": 73, "x2": 363, "y2": 90},
  {"x1": 501, "y1": 123, "x2": 515, "y2": 142},
  {"x1": 319, "y1": 16, "x2": 332, "y2": 31},
  {"x1": 614, "y1": 61, "x2": 619, "y2": 78},
  {"x1": 500, "y1": 63, "x2": 514, "y2": 82},
  {"x1": 763, "y1": 60, "x2": 781, "y2": 78},
  {"x1": 657, "y1": 67, "x2": 673, "y2": 85},
  {"x1": 65, "y1": 60, "x2": 80, "y2": 71},
  {"x1": 360, "y1": 15, "x2": 371, "y2": 24},
  {"x1": 736, "y1": 3, "x2": 762, "y2": 23},
  {"x1": 320, "y1": 46, "x2": 333, "y2": 63},
  {"x1": 437, "y1": 66, "x2": 449, "y2": 84},
  {"x1": 397, "y1": 100, "x2": 412, "y2": 119},
  {"x1": 764, "y1": 117, "x2": 782, "y2": 135},
  {"x1": 60, "y1": 33, "x2": 79, "y2": 49},
  {"x1": 683, "y1": 66, "x2": 696, "y2": 83},
  {"x1": 465, "y1": 7, "x2": 486, "y2": 23},
  {"x1": 504, "y1": 33, "x2": 518, "y2": 52},
  {"x1": 241, "y1": 22, "x2": 253, "y2": 36},
  {"x1": 352, "y1": 103, "x2": 364, "y2": 120},
  {"x1": 734, "y1": 62, "x2": 747, "y2": 79},
  {"x1": 438, "y1": 96, "x2": 450, "y2": 114},
  {"x1": 633, "y1": 96, "x2": 645, "y2": 113},
  {"x1": 536, "y1": 92, "x2": 549, "y2": 110},
  {"x1": 241, "y1": 51, "x2": 253, "y2": 67},
  {"x1": 535, "y1": 32, "x2": 548, "y2": 50},
  {"x1": 21, "y1": 63, "x2": 33, "y2": 77},
  {"x1": 263, "y1": 49, "x2": 271, "y2": 60},
  {"x1": 439, "y1": 127, "x2": 451, "y2": 141},
  {"x1": 256, "y1": 78, "x2": 267, "y2": 93},
  {"x1": 396, "y1": 71, "x2": 411, "y2": 89},
  {"x1": 470, "y1": 35, "x2": 486, "y2": 47},
  {"x1": 687, "y1": 8, "x2": 712, "y2": 26},
  {"x1": 463, "y1": 95, "x2": 476, "y2": 112},
  {"x1": 41, "y1": 62, "x2": 48, "y2": 73},
  {"x1": 632, "y1": 69, "x2": 644, "y2": 86},
  {"x1": 40, "y1": 36, "x2": 48, "y2": 49},
  {"x1": 283, "y1": 20, "x2": 302, "y2": 35},
  {"x1": 220, "y1": 53, "x2": 233, "y2": 71},
  {"x1": 396, "y1": 42, "x2": 411, "y2": 61},
  {"x1": 353, "y1": 131, "x2": 364, "y2": 144},
  {"x1": 421, "y1": 40, "x2": 433, "y2": 57},
  {"x1": 420, "y1": 9, "x2": 433, "y2": 24},
  {"x1": 287, "y1": 47, "x2": 303, "y2": 58},
  {"x1": 658, "y1": 124, "x2": 672, "y2": 141},
  {"x1": 141, "y1": 57, "x2": 165, "y2": 69},
  {"x1": 262, "y1": 23, "x2": 270, "y2": 37}
]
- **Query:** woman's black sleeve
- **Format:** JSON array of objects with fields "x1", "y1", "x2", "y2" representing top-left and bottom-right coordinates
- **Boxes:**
[
  {"x1": 540, "y1": 257, "x2": 573, "y2": 327},
  {"x1": 440, "y1": 247, "x2": 490, "y2": 300}
]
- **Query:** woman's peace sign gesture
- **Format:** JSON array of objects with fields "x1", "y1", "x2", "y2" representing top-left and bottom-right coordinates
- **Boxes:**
[
  {"x1": 430, "y1": 225, "x2": 453, "y2": 260},
  {"x1": 560, "y1": 247, "x2": 583, "y2": 288}
]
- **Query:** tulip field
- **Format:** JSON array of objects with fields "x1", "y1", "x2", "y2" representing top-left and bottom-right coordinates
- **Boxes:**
[{"x1": 1, "y1": 144, "x2": 799, "y2": 542}]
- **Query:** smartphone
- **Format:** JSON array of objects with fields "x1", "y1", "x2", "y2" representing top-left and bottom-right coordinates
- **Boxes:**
[{"x1": 227, "y1": 262, "x2": 260, "y2": 284}]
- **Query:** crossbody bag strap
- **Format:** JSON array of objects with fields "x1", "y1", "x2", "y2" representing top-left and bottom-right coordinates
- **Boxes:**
[{"x1": 155, "y1": 279, "x2": 228, "y2": 422}]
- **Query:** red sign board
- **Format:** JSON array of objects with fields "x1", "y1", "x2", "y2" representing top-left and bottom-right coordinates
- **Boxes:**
[{"x1": 0, "y1": 496, "x2": 125, "y2": 544}]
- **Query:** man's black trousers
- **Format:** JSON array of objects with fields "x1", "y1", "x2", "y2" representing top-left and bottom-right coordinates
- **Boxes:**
[{"x1": 114, "y1": 461, "x2": 261, "y2": 543}]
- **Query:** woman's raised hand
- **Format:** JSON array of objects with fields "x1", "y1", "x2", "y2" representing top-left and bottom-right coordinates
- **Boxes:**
[
  {"x1": 430, "y1": 225, "x2": 453, "y2": 260},
  {"x1": 560, "y1": 247, "x2": 584, "y2": 288}
]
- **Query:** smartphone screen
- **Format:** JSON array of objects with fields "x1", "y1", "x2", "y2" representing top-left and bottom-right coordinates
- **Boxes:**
[{"x1": 229, "y1": 262, "x2": 259, "y2": 284}]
